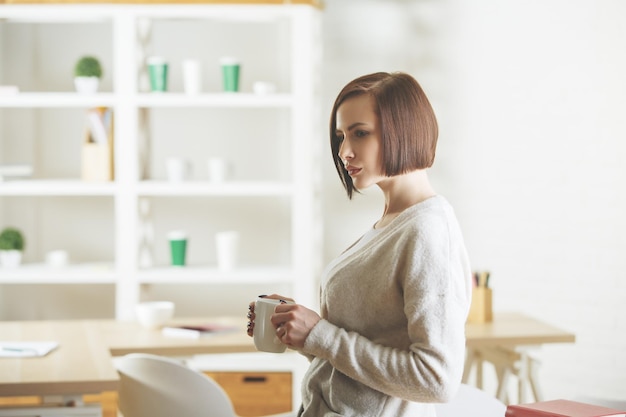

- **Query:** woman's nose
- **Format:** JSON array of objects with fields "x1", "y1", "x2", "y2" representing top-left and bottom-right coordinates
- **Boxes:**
[{"x1": 338, "y1": 141, "x2": 353, "y2": 164}]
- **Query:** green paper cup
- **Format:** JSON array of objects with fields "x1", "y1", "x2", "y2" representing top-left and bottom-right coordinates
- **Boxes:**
[
  {"x1": 168, "y1": 230, "x2": 187, "y2": 266},
  {"x1": 220, "y1": 57, "x2": 240, "y2": 92},
  {"x1": 148, "y1": 56, "x2": 168, "y2": 92}
]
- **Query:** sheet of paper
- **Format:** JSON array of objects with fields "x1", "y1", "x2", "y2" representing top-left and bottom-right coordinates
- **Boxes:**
[
  {"x1": 162, "y1": 324, "x2": 238, "y2": 339},
  {"x1": 0, "y1": 341, "x2": 59, "y2": 358}
]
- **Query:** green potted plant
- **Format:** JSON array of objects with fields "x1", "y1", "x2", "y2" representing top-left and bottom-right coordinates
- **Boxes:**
[
  {"x1": 74, "y1": 55, "x2": 103, "y2": 94},
  {"x1": 0, "y1": 227, "x2": 25, "y2": 268}
]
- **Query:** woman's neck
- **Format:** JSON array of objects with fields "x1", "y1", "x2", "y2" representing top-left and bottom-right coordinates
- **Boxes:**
[{"x1": 375, "y1": 170, "x2": 435, "y2": 229}]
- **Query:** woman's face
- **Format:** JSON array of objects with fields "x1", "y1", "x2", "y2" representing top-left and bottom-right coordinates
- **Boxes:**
[{"x1": 335, "y1": 94, "x2": 385, "y2": 191}]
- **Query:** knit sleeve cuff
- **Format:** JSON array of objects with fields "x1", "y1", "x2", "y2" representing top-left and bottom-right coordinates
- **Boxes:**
[{"x1": 301, "y1": 319, "x2": 338, "y2": 358}]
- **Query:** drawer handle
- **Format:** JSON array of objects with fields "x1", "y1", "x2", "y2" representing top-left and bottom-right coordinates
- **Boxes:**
[{"x1": 243, "y1": 376, "x2": 267, "y2": 383}]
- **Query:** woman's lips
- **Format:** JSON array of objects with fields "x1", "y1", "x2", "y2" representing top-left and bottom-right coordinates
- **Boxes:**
[{"x1": 345, "y1": 166, "x2": 361, "y2": 176}]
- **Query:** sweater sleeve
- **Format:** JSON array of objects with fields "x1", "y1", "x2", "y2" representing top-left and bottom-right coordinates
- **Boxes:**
[{"x1": 300, "y1": 210, "x2": 471, "y2": 403}]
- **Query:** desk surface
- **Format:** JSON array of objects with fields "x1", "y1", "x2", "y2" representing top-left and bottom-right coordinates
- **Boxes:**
[
  {"x1": 0, "y1": 320, "x2": 119, "y2": 396},
  {"x1": 465, "y1": 312, "x2": 575, "y2": 347},
  {"x1": 0, "y1": 312, "x2": 575, "y2": 397},
  {"x1": 0, "y1": 317, "x2": 253, "y2": 397}
]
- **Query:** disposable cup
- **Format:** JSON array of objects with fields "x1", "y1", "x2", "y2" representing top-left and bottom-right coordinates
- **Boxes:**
[
  {"x1": 220, "y1": 57, "x2": 240, "y2": 92},
  {"x1": 148, "y1": 56, "x2": 168, "y2": 92},
  {"x1": 182, "y1": 59, "x2": 202, "y2": 95},
  {"x1": 215, "y1": 231, "x2": 238, "y2": 271},
  {"x1": 168, "y1": 230, "x2": 187, "y2": 266}
]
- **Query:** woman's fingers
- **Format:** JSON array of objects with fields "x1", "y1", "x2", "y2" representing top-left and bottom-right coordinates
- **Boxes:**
[
  {"x1": 246, "y1": 302, "x2": 256, "y2": 337},
  {"x1": 270, "y1": 304, "x2": 321, "y2": 348}
]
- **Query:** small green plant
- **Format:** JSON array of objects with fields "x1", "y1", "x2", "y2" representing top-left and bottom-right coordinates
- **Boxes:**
[
  {"x1": 0, "y1": 227, "x2": 25, "y2": 251},
  {"x1": 74, "y1": 56, "x2": 103, "y2": 78}
]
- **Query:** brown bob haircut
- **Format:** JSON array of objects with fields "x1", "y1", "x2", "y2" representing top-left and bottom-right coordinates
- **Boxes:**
[{"x1": 330, "y1": 72, "x2": 438, "y2": 199}]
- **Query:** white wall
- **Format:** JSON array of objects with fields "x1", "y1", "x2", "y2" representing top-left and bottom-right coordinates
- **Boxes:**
[{"x1": 321, "y1": 0, "x2": 626, "y2": 403}]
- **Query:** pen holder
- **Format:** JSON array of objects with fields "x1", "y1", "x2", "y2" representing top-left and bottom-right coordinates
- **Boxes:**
[{"x1": 468, "y1": 287, "x2": 493, "y2": 323}]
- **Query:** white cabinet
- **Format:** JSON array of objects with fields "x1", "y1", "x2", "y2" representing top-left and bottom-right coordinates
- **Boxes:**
[{"x1": 0, "y1": 3, "x2": 321, "y2": 321}]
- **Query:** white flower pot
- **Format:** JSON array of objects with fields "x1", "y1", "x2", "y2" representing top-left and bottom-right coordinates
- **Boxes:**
[
  {"x1": 0, "y1": 250, "x2": 22, "y2": 268},
  {"x1": 74, "y1": 76, "x2": 100, "y2": 94}
]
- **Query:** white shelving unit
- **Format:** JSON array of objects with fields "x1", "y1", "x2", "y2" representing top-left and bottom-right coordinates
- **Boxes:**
[{"x1": 0, "y1": 3, "x2": 322, "y2": 321}]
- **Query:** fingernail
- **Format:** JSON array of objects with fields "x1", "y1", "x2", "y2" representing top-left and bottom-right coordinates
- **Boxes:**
[
  {"x1": 279, "y1": 299, "x2": 287, "y2": 304},
  {"x1": 258, "y1": 294, "x2": 267, "y2": 298}
]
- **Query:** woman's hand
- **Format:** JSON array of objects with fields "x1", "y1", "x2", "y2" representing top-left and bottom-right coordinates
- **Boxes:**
[
  {"x1": 246, "y1": 294, "x2": 294, "y2": 337},
  {"x1": 271, "y1": 302, "x2": 321, "y2": 349}
]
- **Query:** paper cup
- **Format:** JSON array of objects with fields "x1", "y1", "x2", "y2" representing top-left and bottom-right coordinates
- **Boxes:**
[
  {"x1": 220, "y1": 57, "x2": 240, "y2": 92},
  {"x1": 168, "y1": 230, "x2": 187, "y2": 266}
]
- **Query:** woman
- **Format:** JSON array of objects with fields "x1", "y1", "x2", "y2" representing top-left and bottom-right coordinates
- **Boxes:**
[{"x1": 247, "y1": 72, "x2": 471, "y2": 416}]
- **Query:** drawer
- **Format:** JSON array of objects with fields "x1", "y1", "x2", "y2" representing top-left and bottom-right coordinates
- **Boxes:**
[{"x1": 204, "y1": 371, "x2": 292, "y2": 417}]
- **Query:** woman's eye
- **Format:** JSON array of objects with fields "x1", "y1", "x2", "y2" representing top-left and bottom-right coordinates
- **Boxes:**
[{"x1": 355, "y1": 130, "x2": 369, "y2": 138}]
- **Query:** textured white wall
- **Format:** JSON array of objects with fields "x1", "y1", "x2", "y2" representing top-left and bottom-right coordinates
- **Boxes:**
[{"x1": 321, "y1": 0, "x2": 626, "y2": 403}]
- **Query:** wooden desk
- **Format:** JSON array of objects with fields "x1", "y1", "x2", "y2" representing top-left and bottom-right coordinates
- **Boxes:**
[
  {"x1": 0, "y1": 320, "x2": 119, "y2": 398},
  {"x1": 0, "y1": 317, "x2": 252, "y2": 398},
  {"x1": 96, "y1": 317, "x2": 254, "y2": 357},
  {"x1": 0, "y1": 313, "x2": 574, "y2": 406},
  {"x1": 466, "y1": 312, "x2": 576, "y2": 348},
  {"x1": 463, "y1": 312, "x2": 576, "y2": 404}
]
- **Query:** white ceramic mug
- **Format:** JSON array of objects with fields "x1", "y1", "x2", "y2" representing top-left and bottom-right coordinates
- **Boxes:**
[{"x1": 253, "y1": 297, "x2": 289, "y2": 353}]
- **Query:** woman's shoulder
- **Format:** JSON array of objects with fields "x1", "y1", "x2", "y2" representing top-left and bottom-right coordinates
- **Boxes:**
[{"x1": 401, "y1": 195, "x2": 455, "y2": 224}]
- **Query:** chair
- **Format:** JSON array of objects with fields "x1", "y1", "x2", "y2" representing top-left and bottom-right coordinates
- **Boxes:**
[
  {"x1": 114, "y1": 353, "x2": 296, "y2": 417},
  {"x1": 435, "y1": 384, "x2": 506, "y2": 417}
]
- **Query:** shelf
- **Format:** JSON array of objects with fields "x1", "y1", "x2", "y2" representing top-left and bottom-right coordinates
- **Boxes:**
[
  {"x1": 0, "y1": 93, "x2": 292, "y2": 109},
  {"x1": 0, "y1": 93, "x2": 117, "y2": 108},
  {"x1": 137, "y1": 181, "x2": 292, "y2": 196},
  {"x1": 0, "y1": 263, "x2": 116, "y2": 284},
  {"x1": 0, "y1": 180, "x2": 117, "y2": 196},
  {"x1": 137, "y1": 266, "x2": 293, "y2": 284},
  {"x1": 0, "y1": 3, "x2": 321, "y2": 323},
  {"x1": 136, "y1": 93, "x2": 293, "y2": 108}
]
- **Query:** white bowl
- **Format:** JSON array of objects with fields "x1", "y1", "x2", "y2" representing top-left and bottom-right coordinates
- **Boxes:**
[{"x1": 135, "y1": 301, "x2": 175, "y2": 329}]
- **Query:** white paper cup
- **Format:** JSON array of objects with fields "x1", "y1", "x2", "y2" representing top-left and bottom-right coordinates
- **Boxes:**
[
  {"x1": 207, "y1": 158, "x2": 228, "y2": 183},
  {"x1": 215, "y1": 231, "x2": 239, "y2": 271},
  {"x1": 253, "y1": 298, "x2": 288, "y2": 353},
  {"x1": 166, "y1": 157, "x2": 191, "y2": 182},
  {"x1": 182, "y1": 59, "x2": 202, "y2": 95}
]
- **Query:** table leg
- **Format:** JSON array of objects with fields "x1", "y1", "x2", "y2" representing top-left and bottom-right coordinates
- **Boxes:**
[
  {"x1": 495, "y1": 364, "x2": 512, "y2": 404},
  {"x1": 527, "y1": 353, "x2": 543, "y2": 402},
  {"x1": 462, "y1": 348, "x2": 484, "y2": 388},
  {"x1": 462, "y1": 348, "x2": 474, "y2": 384}
]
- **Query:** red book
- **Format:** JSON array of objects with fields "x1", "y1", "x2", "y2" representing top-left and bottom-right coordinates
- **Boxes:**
[{"x1": 506, "y1": 400, "x2": 626, "y2": 417}]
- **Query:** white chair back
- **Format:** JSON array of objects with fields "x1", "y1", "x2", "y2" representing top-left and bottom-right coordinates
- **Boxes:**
[{"x1": 115, "y1": 353, "x2": 237, "y2": 417}]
